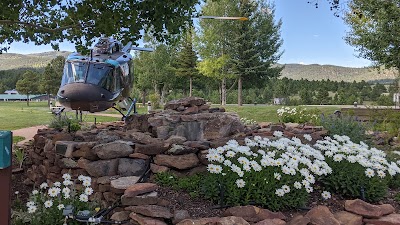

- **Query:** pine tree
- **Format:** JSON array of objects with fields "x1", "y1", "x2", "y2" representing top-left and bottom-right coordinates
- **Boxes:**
[
  {"x1": 16, "y1": 70, "x2": 39, "y2": 106},
  {"x1": 174, "y1": 29, "x2": 199, "y2": 97},
  {"x1": 40, "y1": 56, "x2": 65, "y2": 106}
]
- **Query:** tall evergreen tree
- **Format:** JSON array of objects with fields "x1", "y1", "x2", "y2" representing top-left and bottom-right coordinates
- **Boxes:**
[
  {"x1": 174, "y1": 29, "x2": 199, "y2": 97},
  {"x1": 40, "y1": 56, "x2": 65, "y2": 106}
]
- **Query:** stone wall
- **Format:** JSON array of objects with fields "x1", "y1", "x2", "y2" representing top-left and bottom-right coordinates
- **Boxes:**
[{"x1": 25, "y1": 97, "x2": 379, "y2": 224}]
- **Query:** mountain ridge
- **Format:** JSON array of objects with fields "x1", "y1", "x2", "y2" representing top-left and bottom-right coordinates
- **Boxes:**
[{"x1": 0, "y1": 51, "x2": 398, "y2": 82}]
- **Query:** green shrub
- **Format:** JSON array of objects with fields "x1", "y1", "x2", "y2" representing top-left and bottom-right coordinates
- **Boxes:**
[
  {"x1": 314, "y1": 135, "x2": 399, "y2": 202},
  {"x1": 48, "y1": 116, "x2": 81, "y2": 132},
  {"x1": 320, "y1": 114, "x2": 367, "y2": 144}
]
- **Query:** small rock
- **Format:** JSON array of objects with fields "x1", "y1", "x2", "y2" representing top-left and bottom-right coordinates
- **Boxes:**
[
  {"x1": 305, "y1": 205, "x2": 340, "y2": 225},
  {"x1": 165, "y1": 135, "x2": 187, "y2": 145},
  {"x1": 129, "y1": 153, "x2": 150, "y2": 160},
  {"x1": 154, "y1": 153, "x2": 199, "y2": 170},
  {"x1": 126, "y1": 205, "x2": 172, "y2": 219},
  {"x1": 96, "y1": 131, "x2": 120, "y2": 143},
  {"x1": 110, "y1": 176, "x2": 140, "y2": 190},
  {"x1": 85, "y1": 159, "x2": 119, "y2": 177},
  {"x1": 150, "y1": 163, "x2": 170, "y2": 174},
  {"x1": 166, "y1": 144, "x2": 198, "y2": 155},
  {"x1": 97, "y1": 176, "x2": 120, "y2": 184},
  {"x1": 286, "y1": 215, "x2": 310, "y2": 225},
  {"x1": 135, "y1": 143, "x2": 169, "y2": 155},
  {"x1": 129, "y1": 212, "x2": 168, "y2": 225},
  {"x1": 92, "y1": 141, "x2": 134, "y2": 159},
  {"x1": 223, "y1": 205, "x2": 286, "y2": 223},
  {"x1": 334, "y1": 211, "x2": 363, "y2": 225},
  {"x1": 379, "y1": 204, "x2": 396, "y2": 216},
  {"x1": 60, "y1": 158, "x2": 78, "y2": 169},
  {"x1": 110, "y1": 211, "x2": 130, "y2": 222},
  {"x1": 183, "y1": 140, "x2": 210, "y2": 150},
  {"x1": 254, "y1": 219, "x2": 286, "y2": 225},
  {"x1": 124, "y1": 183, "x2": 158, "y2": 198},
  {"x1": 363, "y1": 213, "x2": 400, "y2": 225},
  {"x1": 121, "y1": 191, "x2": 158, "y2": 206},
  {"x1": 118, "y1": 158, "x2": 146, "y2": 177},
  {"x1": 173, "y1": 210, "x2": 191, "y2": 224},
  {"x1": 103, "y1": 192, "x2": 118, "y2": 203},
  {"x1": 345, "y1": 199, "x2": 384, "y2": 218}
]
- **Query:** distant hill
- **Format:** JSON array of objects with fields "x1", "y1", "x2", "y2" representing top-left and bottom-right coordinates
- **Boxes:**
[
  {"x1": 0, "y1": 51, "x2": 398, "y2": 82},
  {"x1": 280, "y1": 63, "x2": 398, "y2": 82},
  {"x1": 0, "y1": 51, "x2": 70, "y2": 70}
]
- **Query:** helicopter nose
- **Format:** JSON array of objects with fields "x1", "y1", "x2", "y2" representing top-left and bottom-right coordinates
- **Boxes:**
[{"x1": 58, "y1": 83, "x2": 111, "y2": 102}]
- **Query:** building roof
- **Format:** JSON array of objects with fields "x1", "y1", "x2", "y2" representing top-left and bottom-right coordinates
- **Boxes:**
[{"x1": 0, "y1": 94, "x2": 46, "y2": 100}]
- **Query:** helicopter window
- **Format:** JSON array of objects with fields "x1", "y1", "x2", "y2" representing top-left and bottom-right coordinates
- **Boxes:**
[
  {"x1": 99, "y1": 72, "x2": 115, "y2": 92},
  {"x1": 114, "y1": 68, "x2": 123, "y2": 91},
  {"x1": 86, "y1": 63, "x2": 113, "y2": 86},
  {"x1": 61, "y1": 61, "x2": 88, "y2": 86}
]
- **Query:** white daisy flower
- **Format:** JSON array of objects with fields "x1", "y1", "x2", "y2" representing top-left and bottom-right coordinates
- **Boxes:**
[
  {"x1": 40, "y1": 182, "x2": 49, "y2": 189},
  {"x1": 28, "y1": 205, "x2": 37, "y2": 214},
  {"x1": 321, "y1": 191, "x2": 331, "y2": 200},
  {"x1": 79, "y1": 194, "x2": 89, "y2": 202},
  {"x1": 57, "y1": 204, "x2": 65, "y2": 210},
  {"x1": 235, "y1": 179, "x2": 246, "y2": 188},
  {"x1": 62, "y1": 173, "x2": 71, "y2": 180},
  {"x1": 44, "y1": 200, "x2": 53, "y2": 208}
]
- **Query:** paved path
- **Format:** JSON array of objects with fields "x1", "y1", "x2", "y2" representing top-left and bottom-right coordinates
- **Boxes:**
[{"x1": 12, "y1": 125, "x2": 47, "y2": 145}]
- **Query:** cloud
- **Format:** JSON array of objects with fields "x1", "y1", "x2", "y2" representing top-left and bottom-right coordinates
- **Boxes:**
[
  {"x1": 299, "y1": 62, "x2": 305, "y2": 65},
  {"x1": 313, "y1": 34, "x2": 320, "y2": 38}
]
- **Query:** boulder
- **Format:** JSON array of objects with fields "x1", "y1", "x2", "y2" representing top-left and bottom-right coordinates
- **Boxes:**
[
  {"x1": 172, "y1": 210, "x2": 191, "y2": 224},
  {"x1": 118, "y1": 158, "x2": 146, "y2": 177},
  {"x1": 85, "y1": 159, "x2": 119, "y2": 177},
  {"x1": 305, "y1": 205, "x2": 340, "y2": 225},
  {"x1": 166, "y1": 135, "x2": 187, "y2": 145},
  {"x1": 177, "y1": 216, "x2": 250, "y2": 225},
  {"x1": 164, "y1": 97, "x2": 206, "y2": 110},
  {"x1": 129, "y1": 153, "x2": 150, "y2": 160},
  {"x1": 154, "y1": 153, "x2": 199, "y2": 170},
  {"x1": 130, "y1": 132, "x2": 162, "y2": 145},
  {"x1": 150, "y1": 163, "x2": 170, "y2": 174},
  {"x1": 92, "y1": 141, "x2": 134, "y2": 159},
  {"x1": 95, "y1": 130, "x2": 120, "y2": 143}
]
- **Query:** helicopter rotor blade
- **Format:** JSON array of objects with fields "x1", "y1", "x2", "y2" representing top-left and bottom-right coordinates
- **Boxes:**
[
  {"x1": 131, "y1": 47, "x2": 154, "y2": 52},
  {"x1": 122, "y1": 41, "x2": 133, "y2": 53}
]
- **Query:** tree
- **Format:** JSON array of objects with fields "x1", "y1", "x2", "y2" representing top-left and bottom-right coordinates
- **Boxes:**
[
  {"x1": 230, "y1": 0, "x2": 283, "y2": 106},
  {"x1": 16, "y1": 70, "x2": 40, "y2": 106},
  {"x1": 0, "y1": 0, "x2": 200, "y2": 53},
  {"x1": 174, "y1": 29, "x2": 199, "y2": 97},
  {"x1": 344, "y1": 0, "x2": 400, "y2": 70},
  {"x1": 40, "y1": 56, "x2": 65, "y2": 106}
]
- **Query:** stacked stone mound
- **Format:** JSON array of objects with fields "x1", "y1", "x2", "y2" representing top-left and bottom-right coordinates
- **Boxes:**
[{"x1": 125, "y1": 97, "x2": 244, "y2": 141}]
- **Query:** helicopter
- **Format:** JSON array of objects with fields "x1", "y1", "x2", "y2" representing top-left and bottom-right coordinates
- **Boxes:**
[{"x1": 56, "y1": 37, "x2": 152, "y2": 119}]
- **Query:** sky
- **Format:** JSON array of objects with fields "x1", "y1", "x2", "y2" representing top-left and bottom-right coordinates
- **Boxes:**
[{"x1": 6, "y1": 0, "x2": 372, "y2": 68}]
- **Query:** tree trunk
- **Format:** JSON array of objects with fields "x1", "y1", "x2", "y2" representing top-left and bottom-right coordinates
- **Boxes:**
[
  {"x1": 142, "y1": 90, "x2": 146, "y2": 106},
  {"x1": 26, "y1": 94, "x2": 30, "y2": 106},
  {"x1": 47, "y1": 93, "x2": 51, "y2": 107},
  {"x1": 189, "y1": 76, "x2": 193, "y2": 97},
  {"x1": 160, "y1": 85, "x2": 167, "y2": 106},
  {"x1": 238, "y1": 76, "x2": 243, "y2": 106},
  {"x1": 221, "y1": 78, "x2": 226, "y2": 105}
]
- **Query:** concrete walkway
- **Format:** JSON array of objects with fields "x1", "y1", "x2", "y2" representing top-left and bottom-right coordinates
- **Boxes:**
[{"x1": 12, "y1": 125, "x2": 47, "y2": 145}]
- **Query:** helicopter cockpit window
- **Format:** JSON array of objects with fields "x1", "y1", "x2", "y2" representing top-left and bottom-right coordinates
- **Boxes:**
[
  {"x1": 86, "y1": 64, "x2": 113, "y2": 86},
  {"x1": 61, "y1": 61, "x2": 88, "y2": 86}
]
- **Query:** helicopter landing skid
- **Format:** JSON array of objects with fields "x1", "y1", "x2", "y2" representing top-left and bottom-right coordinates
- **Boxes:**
[{"x1": 113, "y1": 98, "x2": 137, "y2": 120}]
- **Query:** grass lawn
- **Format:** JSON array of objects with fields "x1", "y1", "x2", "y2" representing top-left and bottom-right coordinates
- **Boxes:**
[
  {"x1": 223, "y1": 105, "x2": 341, "y2": 123},
  {"x1": 0, "y1": 101, "x2": 341, "y2": 130},
  {"x1": 0, "y1": 101, "x2": 121, "y2": 130}
]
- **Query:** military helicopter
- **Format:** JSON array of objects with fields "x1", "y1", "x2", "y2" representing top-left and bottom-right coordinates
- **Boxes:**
[{"x1": 56, "y1": 37, "x2": 152, "y2": 119}]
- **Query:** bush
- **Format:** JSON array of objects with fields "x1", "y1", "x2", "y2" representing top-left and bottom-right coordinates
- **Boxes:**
[
  {"x1": 203, "y1": 133, "x2": 331, "y2": 211},
  {"x1": 49, "y1": 116, "x2": 81, "y2": 132},
  {"x1": 320, "y1": 114, "x2": 367, "y2": 144},
  {"x1": 277, "y1": 106, "x2": 320, "y2": 124},
  {"x1": 12, "y1": 174, "x2": 96, "y2": 225},
  {"x1": 314, "y1": 135, "x2": 400, "y2": 202}
]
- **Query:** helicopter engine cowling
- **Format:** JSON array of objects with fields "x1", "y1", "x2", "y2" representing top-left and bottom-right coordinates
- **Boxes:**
[{"x1": 57, "y1": 83, "x2": 114, "y2": 112}]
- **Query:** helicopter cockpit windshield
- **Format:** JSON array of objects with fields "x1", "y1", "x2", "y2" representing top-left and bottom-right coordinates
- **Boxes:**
[{"x1": 61, "y1": 61, "x2": 115, "y2": 91}]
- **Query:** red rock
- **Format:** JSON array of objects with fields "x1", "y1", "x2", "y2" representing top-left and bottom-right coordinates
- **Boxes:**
[
  {"x1": 129, "y1": 212, "x2": 168, "y2": 225},
  {"x1": 84, "y1": 159, "x2": 119, "y2": 177},
  {"x1": 124, "y1": 183, "x2": 158, "y2": 197},
  {"x1": 150, "y1": 163, "x2": 170, "y2": 173},
  {"x1": 305, "y1": 205, "x2": 340, "y2": 225},
  {"x1": 183, "y1": 105, "x2": 199, "y2": 114},
  {"x1": 259, "y1": 122, "x2": 271, "y2": 128},
  {"x1": 177, "y1": 216, "x2": 249, "y2": 225},
  {"x1": 110, "y1": 176, "x2": 140, "y2": 191},
  {"x1": 129, "y1": 152, "x2": 150, "y2": 160},
  {"x1": 77, "y1": 158, "x2": 91, "y2": 169},
  {"x1": 379, "y1": 204, "x2": 396, "y2": 216},
  {"x1": 154, "y1": 153, "x2": 199, "y2": 170},
  {"x1": 110, "y1": 211, "x2": 130, "y2": 222},
  {"x1": 126, "y1": 205, "x2": 172, "y2": 219},
  {"x1": 363, "y1": 213, "x2": 400, "y2": 225},
  {"x1": 135, "y1": 143, "x2": 169, "y2": 155},
  {"x1": 103, "y1": 192, "x2": 118, "y2": 203},
  {"x1": 286, "y1": 215, "x2": 310, "y2": 225},
  {"x1": 254, "y1": 219, "x2": 286, "y2": 225},
  {"x1": 345, "y1": 199, "x2": 384, "y2": 218},
  {"x1": 334, "y1": 211, "x2": 363, "y2": 225},
  {"x1": 223, "y1": 205, "x2": 286, "y2": 223},
  {"x1": 121, "y1": 192, "x2": 158, "y2": 206}
]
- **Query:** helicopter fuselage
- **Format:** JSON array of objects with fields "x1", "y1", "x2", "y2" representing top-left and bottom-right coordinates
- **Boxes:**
[{"x1": 57, "y1": 46, "x2": 134, "y2": 113}]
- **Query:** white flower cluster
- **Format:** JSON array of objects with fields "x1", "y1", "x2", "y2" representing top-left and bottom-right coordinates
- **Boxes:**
[
  {"x1": 240, "y1": 117, "x2": 257, "y2": 126},
  {"x1": 314, "y1": 135, "x2": 400, "y2": 178},
  {"x1": 206, "y1": 136, "x2": 332, "y2": 197},
  {"x1": 276, "y1": 106, "x2": 319, "y2": 122},
  {"x1": 27, "y1": 174, "x2": 93, "y2": 214}
]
